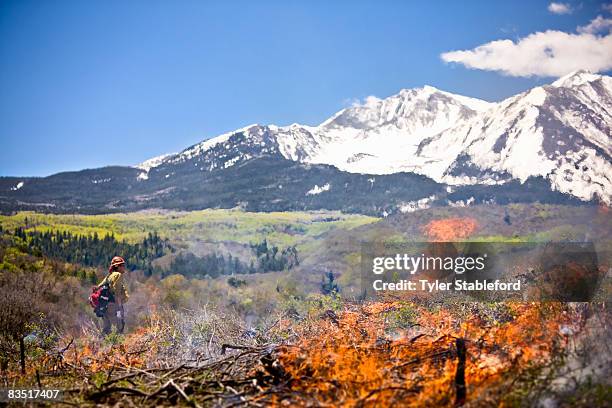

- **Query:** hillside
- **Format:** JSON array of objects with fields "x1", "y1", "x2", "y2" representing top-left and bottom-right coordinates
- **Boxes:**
[
  {"x1": 1, "y1": 206, "x2": 609, "y2": 407},
  {"x1": 0, "y1": 158, "x2": 586, "y2": 216}
]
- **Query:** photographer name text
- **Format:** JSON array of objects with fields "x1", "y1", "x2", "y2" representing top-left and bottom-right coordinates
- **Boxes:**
[{"x1": 372, "y1": 279, "x2": 521, "y2": 292}]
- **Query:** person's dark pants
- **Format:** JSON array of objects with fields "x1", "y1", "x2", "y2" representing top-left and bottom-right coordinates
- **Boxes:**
[{"x1": 102, "y1": 303, "x2": 124, "y2": 334}]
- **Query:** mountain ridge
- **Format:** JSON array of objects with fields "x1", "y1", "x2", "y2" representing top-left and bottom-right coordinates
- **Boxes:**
[
  {"x1": 136, "y1": 71, "x2": 611, "y2": 204},
  {"x1": 1, "y1": 72, "x2": 609, "y2": 215}
]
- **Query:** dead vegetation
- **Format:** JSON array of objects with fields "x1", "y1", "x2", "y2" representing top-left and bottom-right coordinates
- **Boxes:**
[{"x1": 3, "y1": 300, "x2": 609, "y2": 407}]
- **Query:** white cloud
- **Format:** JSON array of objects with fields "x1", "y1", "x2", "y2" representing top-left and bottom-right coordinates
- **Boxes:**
[
  {"x1": 363, "y1": 95, "x2": 381, "y2": 107},
  {"x1": 349, "y1": 95, "x2": 381, "y2": 108},
  {"x1": 603, "y1": 3, "x2": 612, "y2": 13},
  {"x1": 342, "y1": 97, "x2": 360, "y2": 107},
  {"x1": 342, "y1": 95, "x2": 382, "y2": 108},
  {"x1": 548, "y1": 2, "x2": 572, "y2": 14},
  {"x1": 440, "y1": 17, "x2": 612, "y2": 77},
  {"x1": 578, "y1": 15, "x2": 612, "y2": 34}
]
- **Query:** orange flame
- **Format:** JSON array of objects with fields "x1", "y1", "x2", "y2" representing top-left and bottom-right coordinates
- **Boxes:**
[{"x1": 422, "y1": 217, "x2": 479, "y2": 241}]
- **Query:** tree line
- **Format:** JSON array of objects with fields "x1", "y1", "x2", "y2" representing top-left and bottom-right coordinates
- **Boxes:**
[
  {"x1": 10, "y1": 227, "x2": 173, "y2": 274},
  {"x1": 160, "y1": 239, "x2": 299, "y2": 279},
  {"x1": 4, "y1": 224, "x2": 298, "y2": 281}
]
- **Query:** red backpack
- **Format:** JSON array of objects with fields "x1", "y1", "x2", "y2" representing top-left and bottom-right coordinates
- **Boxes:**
[{"x1": 89, "y1": 276, "x2": 115, "y2": 317}]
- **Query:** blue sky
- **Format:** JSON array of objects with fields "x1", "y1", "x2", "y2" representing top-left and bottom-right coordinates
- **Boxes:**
[{"x1": 1, "y1": 0, "x2": 610, "y2": 176}]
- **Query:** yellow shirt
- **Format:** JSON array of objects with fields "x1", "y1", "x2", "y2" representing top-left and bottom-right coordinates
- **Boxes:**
[{"x1": 99, "y1": 271, "x2": 129, "y2": 304}]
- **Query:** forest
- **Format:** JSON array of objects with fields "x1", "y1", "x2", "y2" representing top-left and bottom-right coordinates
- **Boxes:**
[
  {"x1": 160, "y1": 240, "x2": 298, "y2": 279},
  {"x1": 4, "y1": 223, "x2": 299, "y2": 280},
  {"x1": 9, "y1": 224, "x2": 172, "y2": 274}
]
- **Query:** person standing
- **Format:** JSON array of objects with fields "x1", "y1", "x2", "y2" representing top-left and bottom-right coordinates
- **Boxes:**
[{"x1": 98, "y1": 256, "x2": 129, "y2": 335}]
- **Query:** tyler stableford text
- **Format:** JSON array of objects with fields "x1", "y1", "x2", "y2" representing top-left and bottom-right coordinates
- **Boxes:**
[{"x1": 371, "y1": 253, "x2": 521, "y2": 293}]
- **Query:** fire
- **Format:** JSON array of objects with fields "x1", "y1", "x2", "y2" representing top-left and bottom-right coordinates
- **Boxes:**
[
  {"x1": 422, "y1": 217, "x2": 479, "y2": 241},
  {"x1": 275, "y1": 301, "x2": 569, "y2": 406},
  {"x1": 7, "y1": 302, "x2": 580, "y2": 407}
]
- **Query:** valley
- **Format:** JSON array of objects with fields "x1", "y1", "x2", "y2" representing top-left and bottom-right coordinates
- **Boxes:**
[{"x1": 1, "y1": 204, "x2": 609, "y2": 406}]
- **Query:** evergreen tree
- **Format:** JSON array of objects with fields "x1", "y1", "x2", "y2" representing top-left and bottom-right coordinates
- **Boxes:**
[{"x1": 321, "y1": 271, "x2": 340, "y2": 295}]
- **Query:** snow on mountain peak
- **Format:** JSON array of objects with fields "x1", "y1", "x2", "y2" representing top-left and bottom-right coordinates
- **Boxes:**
[
  {"x1": 552, "y1": 70, "x2": 601, "y2": 88},
  {"x1": 171, "y1": 124, "x2": 261, "y2": 164},
  {"x1": 522, "y1": 86, "x2": 548, "y2": 106},
  {"x1": 135, "y1": 75, "x2": 611, "y2": 203},
  {"x1": 136, "y1": 153, "x2": 176, "y2": 172},
  {"x1": 415, "y1": 73, "x2": 612, "y2": 203},
  {"x1": 290, "y1": 86, "x2": 495, "y2": 175}
]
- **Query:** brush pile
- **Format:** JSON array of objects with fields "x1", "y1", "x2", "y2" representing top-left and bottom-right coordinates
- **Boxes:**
[{"x1": 24, "y1": 299, "x2": 608, "y2": 407}]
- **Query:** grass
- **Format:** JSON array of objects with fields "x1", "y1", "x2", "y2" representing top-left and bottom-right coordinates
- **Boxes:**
[{"x1": 0, "y1": 209, "x2": 379, "y2": 250}]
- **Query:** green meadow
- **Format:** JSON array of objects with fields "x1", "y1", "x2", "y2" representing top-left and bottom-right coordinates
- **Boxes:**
[{"x1": 0, "y1": 209, "x2": 379, "y2": 250}]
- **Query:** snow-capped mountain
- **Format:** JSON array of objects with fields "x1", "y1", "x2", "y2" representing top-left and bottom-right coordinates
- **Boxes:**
[
  {"x1": 278, "y1": 86, "x2": 492, "y2": 175},
  {"x1": 139, "y1": 85, "x2": 493, "y2": 176},
  {"x1": 2, "y1": 71, "x2": 607, "y2": 215},
  {"x1": 138, "y1": 71, "x2": 611, "y2": 204},
  {"x1": 418, "y1": 70, "x2": 612, "y2": 202}
]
